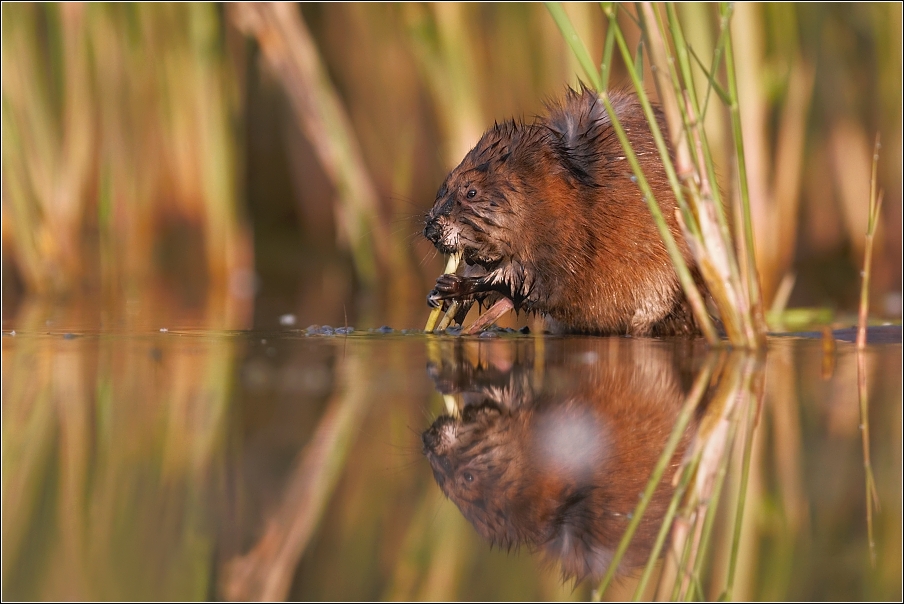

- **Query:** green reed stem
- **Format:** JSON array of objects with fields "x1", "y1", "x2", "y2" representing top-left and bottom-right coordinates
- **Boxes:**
[
  {"x1": 722, "y1": 363, "x2": 759, "y2": 599},
  {"x1": 858, "y1": 347, "x2": 881, "y2": 567},
  {"x1": 632, "y1": 453, "x2": 700, "y2": 600},
  {"x1": 681, "y1": 534, "x2": 701, "y2": 600},
  {"x1": 656, "y1": 3, "x2": 752, "y2": 344},
  {"x1": 689, "y1": 413, "x2": 736, "y2": 595},
  {"x1": 691, "y1": 6, "x2": 731, "y2": 119},
  {"x1": 665, "y1": 5, "x2": 735, "y2": 251},
  {"x1": 669, "y1": 519, "x2": 695, "y2": 601},
  {"x1": 640, "y1": 3, "x2": 749, "y2": 347},
  {"x1": 604, "y1": 89, "x2": 718, "y2": 345},
  {"x1": 599, "y1": 4, "x2": 617, "y2": 90},
  {"x1": 552, "y1": 2, "x2": 771, "y2": 347},
  {"x1": 632, "y1": 5, "x2": 701, "y2": 238},
  {"x1": 689, "y1": 45, "x2": 731, "y2": 107},
  {"x1": 857, "y1": 134, "x2": 883, "y2": 349},
  {"x1": 634, "y1": 2, "x2": 755, "y2": 346},
  {"x1": 639, "y1": 4, "x2": 752, "y2": 347},
  {"x1": 551, "y1": 2, "x2": 717, "y2": 343},
  {"x1": 594, "y1": 355, "x2": 716, "y2": 600},
  {"x1": 857, "y1": 134, "x2": 883, "y2": 565},
  {"x1": 545, "y1": 3, "x2": 602, "y2": 91},
  {"x1": 721, "y1": 2, "x2": 767, "y2": 347},
  {"x1": 601, "y1": 7, "x2": 719, "y2": 343},
  {"x1": 633, "y1": 32, "x2": 645, "y2": 85}
]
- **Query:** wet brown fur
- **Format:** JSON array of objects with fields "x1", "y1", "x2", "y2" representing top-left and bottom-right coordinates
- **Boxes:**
[{"x1": 424, "y1": 87, "x2": 704, "y2": 336}]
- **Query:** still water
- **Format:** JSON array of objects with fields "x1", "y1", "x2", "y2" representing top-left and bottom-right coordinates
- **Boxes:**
[{"x1": 2, "y1": 304, "x2": 901, "y2": 601}]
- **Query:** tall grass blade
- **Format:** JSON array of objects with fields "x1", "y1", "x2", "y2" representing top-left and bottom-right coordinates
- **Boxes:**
[
  {"x1": 857, "y1": 134, "x2": 884, "y2": 349},
  {"x1": 721, "y1": 2, "x2": 767, "y2": 346},
  {"x1": 545, "y1": 3, "x2": 602, "y2": 91},
  {"x1": 599, "y1": 4, "x2": 617, "y2": 91}
]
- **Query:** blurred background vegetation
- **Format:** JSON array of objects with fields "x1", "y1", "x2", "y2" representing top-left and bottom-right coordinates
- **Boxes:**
[
  {"x1": 1, "y1": 5, "x2": 901, "y2": 601},
  {"x1": 2, "y1": 3, "x2": 901, "y2": 328}
]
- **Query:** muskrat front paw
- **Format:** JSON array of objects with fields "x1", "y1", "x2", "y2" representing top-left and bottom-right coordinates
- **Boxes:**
[
  {"x1": 427, "y1": 274, "x2": 474, "y2": 308},
  {"x1": 434, "y1": 273, "x2": 466, "y2": 295}
]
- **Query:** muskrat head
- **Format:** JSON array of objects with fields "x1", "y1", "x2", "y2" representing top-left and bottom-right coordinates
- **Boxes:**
[
  {"x1": 421, "y1": 401, "x2": 528, "y2": 547},
  {"x1": 422, "y1": 398, "x2": 619, "y2": 560},
  {"x1": 424, "y1": 123, "x2": 535, "y2": 269}
]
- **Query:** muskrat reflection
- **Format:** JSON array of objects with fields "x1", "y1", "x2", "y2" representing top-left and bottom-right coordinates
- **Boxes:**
[{"x1": 422, "y1": 338, "x2": 698, "y2": 581}]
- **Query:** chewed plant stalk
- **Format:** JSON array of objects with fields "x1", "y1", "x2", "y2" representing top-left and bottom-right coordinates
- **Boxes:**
[{"x1": 425, "y1": 253, "x2": 461, "y2": 331}]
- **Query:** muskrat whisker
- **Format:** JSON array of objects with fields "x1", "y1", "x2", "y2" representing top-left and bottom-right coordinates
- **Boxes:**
[{"x1": 417, "y1": 247, "x2": 439, "y2": 269}]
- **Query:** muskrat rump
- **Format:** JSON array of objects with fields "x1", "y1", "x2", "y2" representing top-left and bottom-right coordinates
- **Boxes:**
[{"x1": 424, "y1": 87, "x2": 704, "y2": 336}]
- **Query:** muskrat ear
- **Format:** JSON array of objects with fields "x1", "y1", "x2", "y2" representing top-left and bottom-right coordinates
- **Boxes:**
[{"x1": 544, "y1": 87, "x2": 610, "y2": 187}]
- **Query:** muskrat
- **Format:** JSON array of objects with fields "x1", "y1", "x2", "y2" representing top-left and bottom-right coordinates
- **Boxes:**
[
  {"x1": 424, "y1": 86, "x2": 704, "y2": 336},
  {"x1": 421, "y1": 338, "x2": 696, "y2": 581}
]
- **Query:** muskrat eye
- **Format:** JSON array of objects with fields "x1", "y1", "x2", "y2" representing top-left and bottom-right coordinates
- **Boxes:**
[
  {"x1": 466, "y1": 188, "x2": 477, "y2": 199},
  {"x1": 463, "y1": 471, "x2": 474, "y2": 483}
]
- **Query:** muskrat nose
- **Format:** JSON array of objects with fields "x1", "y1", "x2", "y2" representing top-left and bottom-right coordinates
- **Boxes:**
[
  {"x1": 422, "y1": 426, "x2": 440, "y2": 454},
  {"x1": 424, "y1": 219, "x2": 441, "y2": 243}
]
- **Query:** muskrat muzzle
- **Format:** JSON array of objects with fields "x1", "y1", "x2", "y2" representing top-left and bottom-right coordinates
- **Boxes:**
[{"x1": 423, "y1": 219, "x2": 443, "y2": 245}]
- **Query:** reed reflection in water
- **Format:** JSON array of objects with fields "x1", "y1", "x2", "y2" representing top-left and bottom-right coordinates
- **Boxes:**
[
  {"x1": 1, "y1": 309, "x2": 901, "y2": 600},
  {"x1": 1, "y1": 298, "x2": 244, "y2": 600},
  {"x1": 418, "y1": 333, "x2": 901, "y2": 600}
]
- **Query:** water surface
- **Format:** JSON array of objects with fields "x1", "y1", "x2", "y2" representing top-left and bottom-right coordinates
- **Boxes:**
[{"x1": 2, "y1": 307, "x2": 901, "y2": 601}]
